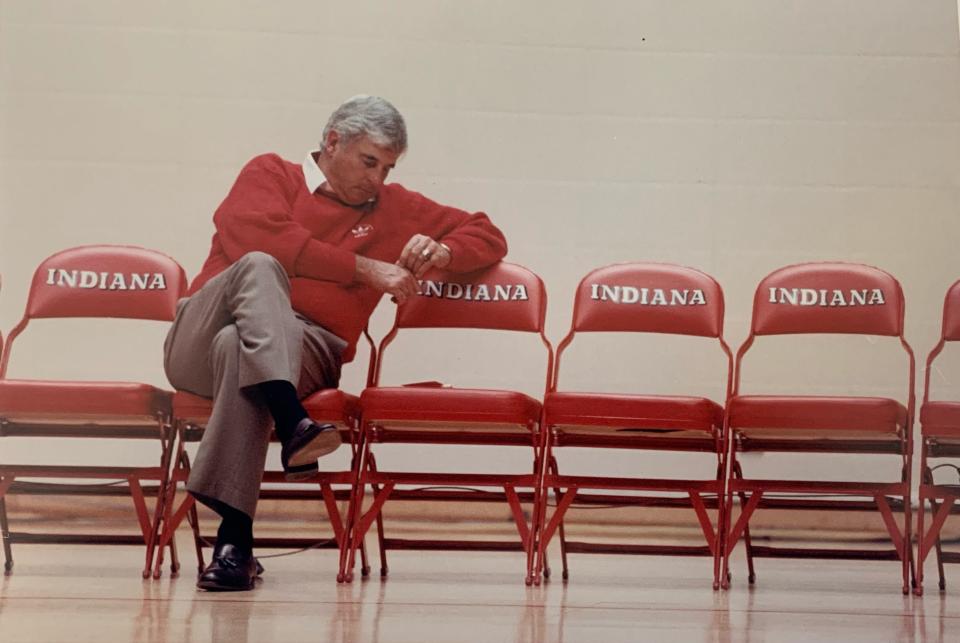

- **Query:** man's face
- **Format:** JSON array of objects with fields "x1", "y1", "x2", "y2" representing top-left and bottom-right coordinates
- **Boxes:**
[{"x1": 322, "y1": 131, "x2": 400, "y2": 205}]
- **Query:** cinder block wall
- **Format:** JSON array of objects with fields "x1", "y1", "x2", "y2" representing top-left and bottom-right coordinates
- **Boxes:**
[{"x1": 1, "y1": 1, "x2": 959, "y2": 487}]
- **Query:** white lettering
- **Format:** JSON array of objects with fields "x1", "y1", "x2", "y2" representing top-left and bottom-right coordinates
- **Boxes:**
[
  {"x1": 512, "y1": 285, "x2": 529, "y2": 301},
  {"x1": 587, "y1": 284, "x2": 709, "y2": 306},
  {"x1": 780, "y1": 288, "x2": 799, "y2": 305},
  {"x1": 43, "y1": 268, "x2": 168, "y2": 291},
  {"x1": 800, "y1": 289, "x2": 819, "y2": 306},
  {"x1": 110, "y1": 273, "x2": 128, "y2": 290},
  {"x1": 422, "y1": 280, "x2": 443, "y2": 298},
  {"x1": 130, "y1": 273, "x2": 149, "y2": 290},
  {"x1": 444, "y1": 283, "x2": 464, "y2": 300},
  {"x1": 57, "y1": 269, "x2": 78, "y2": 288},
  {"x1": 474, "y1": 284, "x2": 491, "y2": 301},
  {"x1": 771, "y1": 286, "x2": 887, "y2": 307},
  {"x1": 621, "y1": 287, "x2": 640, "y2": 304},
  {"x1": 494, "y1": 285, "x2": 512, "y2": 301},
  {"x1": 599, "y1": 285, "x2": 620, "y2": 302},
  {"x1": 78, "y1": 270, "x2": 99, "y2": 289}
]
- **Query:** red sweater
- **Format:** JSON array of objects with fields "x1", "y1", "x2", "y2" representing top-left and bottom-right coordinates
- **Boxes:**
[{"x1": 189, "y1": 153, "x2": 508, "y2": 361}]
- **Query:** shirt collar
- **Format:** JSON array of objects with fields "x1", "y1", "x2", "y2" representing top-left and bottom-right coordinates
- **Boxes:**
[
  {"x1": 302, "y1": 150, "x2": 378, "y2": 208},
  {"x1": 303, "y1": 150, "x2": 327, "y2": 194}
]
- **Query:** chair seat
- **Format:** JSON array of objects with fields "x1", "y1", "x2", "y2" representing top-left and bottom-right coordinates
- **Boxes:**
[
  {"x1": 0, "y1": 379, "x2": 171, "y2": 422},
  {"x1": 360, "y1": 386, "x2": 542, "y2": 429},
  {"x1": 729, "y1": 395, "x2": 907, "y2": 436},
  {"x1": 173, "y1": 389, "x2": 359, "y2": 426},
  {"x1": 544, "y1": 392, "x2": 722, "y2": 434},
  {"x1": 921, "y1": 401, "x2": 960, "y2": 439}
]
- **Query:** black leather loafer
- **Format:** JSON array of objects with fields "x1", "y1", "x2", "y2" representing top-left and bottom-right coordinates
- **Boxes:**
[
  {"x1": 196, "y1": 543, "x2": 260, "y2": 591},
  {"x1": 281, "y1": 418, "x2": 341, "y2": 480}
]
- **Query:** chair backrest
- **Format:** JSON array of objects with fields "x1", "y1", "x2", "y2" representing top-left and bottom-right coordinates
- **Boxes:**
[
  {"x1": 1, "y1": 245, "x2": 188, "y2": 377},
  {"x1": 735, "y1": 262, "x2": 914, "y2": 405},
  {"x1": 940, "y1": 279, "x2": 960, "y2": 343},
  {"x1": 922, "y1": 279, "x2": 960, "y2": 403},
  {"x1": 373, "y1": 262, "x2": 552, "y2": 385},
  {"x1": 751, "y1": 262, "x2": 904, "y2": 337},
  {"x1": 552, "y1": 262, "x2": 731, "y2": 392}
]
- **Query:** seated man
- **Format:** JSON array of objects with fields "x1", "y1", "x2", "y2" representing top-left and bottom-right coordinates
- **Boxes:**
[{"x1": 163, "y1": 95, "x2": 507, "y2": 591}]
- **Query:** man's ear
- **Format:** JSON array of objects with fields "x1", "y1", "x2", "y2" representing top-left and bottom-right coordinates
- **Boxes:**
[{"x1": 324, "y1": 130, "x2": 340, "y2": 154}]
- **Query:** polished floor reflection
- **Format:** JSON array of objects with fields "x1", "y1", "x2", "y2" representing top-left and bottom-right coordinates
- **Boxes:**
[{"x1": 1, "y1": 534, "x2": 959, "y2": 642}]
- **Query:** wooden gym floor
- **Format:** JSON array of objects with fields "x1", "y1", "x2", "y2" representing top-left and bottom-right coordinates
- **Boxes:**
[{"x1": 1, "y1": 525, "x2": 959, "y2": 643}]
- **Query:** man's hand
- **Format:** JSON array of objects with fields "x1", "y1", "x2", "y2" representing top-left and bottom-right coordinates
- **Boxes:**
[
  {"x1": 355, "y1": 255, "x2": 419, "y2": 304},
  {"x1": 397, "y1": 234, "x2": 452, "y2": 278}
]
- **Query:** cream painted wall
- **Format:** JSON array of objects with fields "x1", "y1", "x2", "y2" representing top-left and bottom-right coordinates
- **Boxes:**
[{"x1": 1, "y1": 1, "x2": 959, "y2": 481}]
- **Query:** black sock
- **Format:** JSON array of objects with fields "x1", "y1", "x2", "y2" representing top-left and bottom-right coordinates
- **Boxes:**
[
  {"x1": 214, "y1": 504, "x2": 254, "y2": 554},
  {"x1": 257, "y1": 379, "x2": 308, "y2": 443}
]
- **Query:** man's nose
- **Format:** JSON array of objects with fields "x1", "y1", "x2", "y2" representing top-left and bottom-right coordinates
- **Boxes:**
[{"x1": 367, "y1": 168, "x2": 384, "y2": 187}]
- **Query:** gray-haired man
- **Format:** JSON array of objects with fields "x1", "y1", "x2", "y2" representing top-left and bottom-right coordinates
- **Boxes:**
[{"x1": 164, "y1": 95, "x2": 507, "y2": 590}]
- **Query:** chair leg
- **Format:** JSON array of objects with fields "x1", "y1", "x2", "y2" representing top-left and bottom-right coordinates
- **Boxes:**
[
  {"x1": 0, "y1": 496, "x2": 12, "y2": 575},
  {"x1": 713, "y1": 454, "x2": 727, "y2": 591},
  {"x1": 359, "y1": 535, "x2": 371, "y2": 578},
  {"x1": 374, "y1": 488, "x2": 388, "y2": 578},
  {"x1": 720, "y1": 454, "x2": 739, "y2": 590},
  {"x1": 902, "y1": 461, "x2": 914, "y2": 596},
  {"x1": 733, "y1": 462, "x2": 756, "y2": 584},
  {"x1": 549, "y1": 457, "x2": 569, "y2": 582},
  {"x1": 530, "y1": 442, "x2": 553, "y2": 586},
  {"x1": 185, "y1": 494, "x2": 204, "y2": 574},
  {"x1": 935, "y1": 510, "x2": 947, "y2": 592}
]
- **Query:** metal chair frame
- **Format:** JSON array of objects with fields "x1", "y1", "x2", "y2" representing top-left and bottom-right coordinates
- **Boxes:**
[
  {"x1": 720, "y1": 262, "x2": 916, "y2": 593},
  {"x1": 341, "y1": 262, "x2": 553, "y2": 584},
  {"x1": 532, "y1": 262, "x2": 733, "y2": 588},
  {"x1": 916, "y1": 279, "x2": 960, "y2": 595},
  {"x1": 0, "y1": 245, "x2": 186, "y2": 577}
]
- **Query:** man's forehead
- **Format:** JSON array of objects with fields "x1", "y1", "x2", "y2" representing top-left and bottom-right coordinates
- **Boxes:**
[{"x1": 348, "y1": 135, "x2": 400, "y2": 162}]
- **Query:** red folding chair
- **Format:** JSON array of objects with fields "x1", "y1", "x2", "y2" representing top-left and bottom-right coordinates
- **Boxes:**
[
  {"x1": 0, "y1": 274, "x2": 7, "y2": 572},
  {"x1": 152, "y1": 332, "x2": 377, "y2": 579},
  {"x1": 533, "y1": 263, "x2": 732, "y2": 588},
  {"x1": 341, "y1": 262, "x2": 553, "y2": 584},
  {"x1": 0, "y1": 245, "x2": 186, "y2": 577},
  {"x1": 721, "y1": 262, "x2": 915, "y2": 593},
  {"x1": 916, "y1": 278, "x2": 960, "y2": 595}
]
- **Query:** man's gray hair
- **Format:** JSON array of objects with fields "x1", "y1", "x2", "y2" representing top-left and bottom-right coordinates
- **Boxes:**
[{"x1": 321, "y1": 95, "x2": 407, "y2": 154}]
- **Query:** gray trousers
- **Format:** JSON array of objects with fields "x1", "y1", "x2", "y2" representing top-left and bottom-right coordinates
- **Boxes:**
[{"x1": 163, "y1": 252, "x2": 346, "y2": 518}]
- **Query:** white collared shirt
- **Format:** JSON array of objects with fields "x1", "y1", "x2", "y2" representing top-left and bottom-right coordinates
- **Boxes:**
[
  {"x1": 302, "y1": 150, "x2": 327, "y2": 194},
  {"x1": 302, "y1": 150, "x2": 377, "y2": 204}
]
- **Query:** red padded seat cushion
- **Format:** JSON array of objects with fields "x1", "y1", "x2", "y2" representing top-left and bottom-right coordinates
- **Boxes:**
[
  {"x1": 544, "y1": 392, "x2": 722, "y2": 432},
  {"x1": 921, "y1": 401, "x2": 960, "y2": 438},
  {"x1": 173, "y1": 389, "x2": 359, "y2": 425},
  {"x1": 729, "y1": 395, "x2": 906, "y2": 434},
  {"x1": 0, "y1": 379, "x2": 171, "y2": 421},
  {"x1": 360, "y1": 386, "x2": 542, "y2": 426},
  {"x1": 303, "y1": 389, "x2": 360, "y2": 421}
]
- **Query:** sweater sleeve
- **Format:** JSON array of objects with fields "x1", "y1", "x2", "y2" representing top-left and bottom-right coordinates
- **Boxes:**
[
  {"x1": 408, "y1": 191, "x2": 508, "y2": 273},
  {"x1": 213, "y1": 154, "x2": 356, "y2": 283}
]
